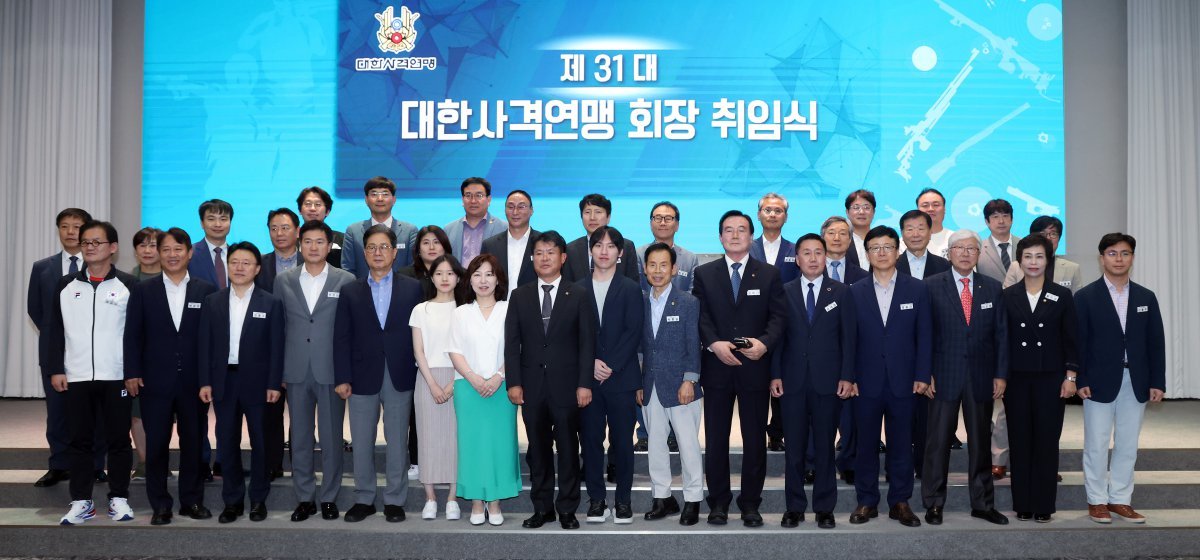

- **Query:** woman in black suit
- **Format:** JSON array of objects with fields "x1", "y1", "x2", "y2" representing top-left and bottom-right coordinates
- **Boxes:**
[{"x1": 1001, "y1": 234, "x2": 1079, "y2": 523}]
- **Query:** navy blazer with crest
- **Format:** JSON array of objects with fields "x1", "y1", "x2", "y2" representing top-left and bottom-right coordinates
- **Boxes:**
[
  {"x1": 772, "y1": 276, "x2": 857, "y2": 395},
  {"x1": 124, "y1": 275, "x2": 218, "y2": 397},
  {"x1": 848, "y1": 272, "x2": 933, "y2": 399},
  {"x1": 1002, "y1": 280, "x2": 1079, "y2": 375},
  {"x1": 578, "y1": 274, "x2": 644, "y2": 394},
  {"x1": 750, "y1": 235, "x2": 800, "y2": 285},
  {"x1": 332, "y1": 272, "x2": 423, "y2": 395},
  {"x1": 197, "y1": 287, "x2": 285, "y2": 403},
  {"x1": 640, "y1": 286, "x2": 702, "y2": 408},
  {"x1": 692, "y1": 256, "x2": 787, "y2": 392},
  {"x1": 504, "y1": 278, "x2": 597, "y2": 408},
  {"x1": 925, "y1": 270, "x2": 1009, "y2": 403},
  {"x1": 1074, "y1": 278, "x2": 1165, "y2": 403}
]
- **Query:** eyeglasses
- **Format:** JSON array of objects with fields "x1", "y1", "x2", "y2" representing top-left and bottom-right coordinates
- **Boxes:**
[
  {"x1": 301, "y1": 201, "x2": 325, "y2": 209},
  {"x1": 367, "y1": 190, "x2": 393, "y2": 199},
  {"x1": 848, "y1": 204, "x2": 874, "y2": 212},
  {"x1": 462, "y1": 192, "x2": 488, "y2": 201},
  {"x1": 950, "y1": 246, "x2": 980, "y2": 255},
  {"x1": 1039, "y1": 229, "x2": 1061, "y2": 240},
  {"x1": 759, "y1": 207, "x2": 786, "y2": 216},
  {"x1": 1104, "y1": 250, "x2": 1133, "y2": 259},
  {"x1": 269, "y1": 225, "x2": 294, "y2": 233},
  {"x1": 365, "y1": 244, "x2": 394, "y2": 252},
  {"x1": 506, "y1": 203, "x2": 530, "y2": 211},
  {"x1": 651, "y1": 215, "x2": 677, "y2": 224},
  {"x1": 866, "y1": 245, "x2": 896, "y2": 254},
  {"x1": 80, "y1": 240, "x2": 112, "y2": 248}
]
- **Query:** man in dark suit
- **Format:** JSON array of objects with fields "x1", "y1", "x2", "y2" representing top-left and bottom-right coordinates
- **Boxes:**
[
  {"x1": 692, "y1": 210, "x2": 786, "y2": 527},
  {"x1": 333, "y1": 225, "x2": 424, "y2": 524},
  {"x1": 481, "y1": 190, "x2": 539, "y2": 297},
  {"x1": 1076, "y1": 233, "x2": 1165, "y2": 524},
  {"x1": 770, "y1": 233, "x2": 856, "y2": 529},
  {"x1": 896, "y1": 210, "x2": 952, "y2": 280},
  {"x1": 577, "y1": 227, "x2": 643, "y2": 524},
  {"x1": 921, "y1": 230, "x2": 1009, "y2": 526},
  {"x1": 342, "y1": 176, "x2": 418, "y2": 278},
  {"x1": 123, "y1": 228, "x2": 217, "y2": 525},
  {"x1": 750, "y1": 193, "x2": 796, "y2": 452},
  {"x1": 188, "y1": 198, "x2": 232, "y2": 480},
  {"x1": 506, "y1": 231, "x2": 597, "y2": 530},
  {"x1": 27, "y1": 207, "x2": 105, "y2": 487},
  {"x1": 847, "y1": 225, "x2": 931, "y2": 528},
  {"x1": 823, "y1": 215, "x2": 869, "y2": 480},
  {"x1": 256, "y1": 207, "x2": 301, "y2": 481},
  {"x1": 297, "y1": 186, "x2": 345, "y2": 268},
  {"x1": 563, "y1": 194, "x2": 639, "y2": 284},
  {"x1": 198, "y1": 242, "x2": 285, "y2": 524},
  {"x1": 845, "y1": 189, "x2": 877, "y2": 269}
]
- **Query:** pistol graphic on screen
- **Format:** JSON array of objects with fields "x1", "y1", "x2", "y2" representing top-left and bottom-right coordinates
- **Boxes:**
[{"x1": 1006, "y1": 185, "x2": 1060, "y2": 216}]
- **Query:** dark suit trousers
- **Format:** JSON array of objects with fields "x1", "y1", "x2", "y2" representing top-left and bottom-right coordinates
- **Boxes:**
[
  {"x1": 781, "y1": 385, "x2": 840, "y2": 513},
  {"x1": 922, "y1": 378, "x2": 994, "y2": 510},
  {"x1": 581, "y1": 388, "x2": 637, "y2": 504},
  {"x1": 141, "y1": 389, "x2": 207, "y2": 511},
  {"x1": 911, "y1": 394, "x2": 929, "y2": 478},
  {"x1": 264, "y1": 389, "x2": 286, "y2": 472},
  {"x1": 767, "y1": 395, "x2": 783, "y2": 440},
  {"x1": 853, "y1": 393, "x2": 914, "y2": 508},
  {"x1": 44, "y1": 374, "x2": 105, "y2": 471},
  {"x1": 704, "y1": 386, "x2": 769, "y2": 511},
  {"x1": 1004, "y1": 371, "x2": 1064, "y2": 514},
  {"x1": 522, "y1": 395, "x2": 582, "y2": 514},
  {"x1": 215, "y1": 370, "x2": 270, "y2": 506},
  {"x1": 836, "y1": 400, "x2": 856, "y2": 472},
  {"x1": 66, "y1": 380, "x2": 132, "y2": 501}
]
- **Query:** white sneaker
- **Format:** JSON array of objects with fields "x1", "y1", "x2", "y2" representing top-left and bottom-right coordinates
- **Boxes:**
[
  {"x1": 422, "y1": 500, "x2": 438, "y2": 520},
  {"x1": 109, "y1": 497, "x2": 135, "y2": 521},
  {"x1": 60, "y1": 500, "x2": 96, "y2": 525},
  {"x1": 408, "y1": 464, "x2": 420, "y2": 480},
  {"x1": 445, "y1": 500, "x2": 461, "y2": 520}
]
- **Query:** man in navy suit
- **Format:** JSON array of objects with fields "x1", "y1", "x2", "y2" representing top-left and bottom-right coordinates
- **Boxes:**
[
  {"x1": 27, "y1": 207, "x2": 105, "y2": 487},
  {"x1": 341, "y1": 176, "x2": 418, "y2": 278},
  {"x1": 187, "y1": 199, "x2": 232, "y2": 479},
  {"x1": 823, "y1": 215, "x2": 869, "y2": 481},
  {"x1": 692, "y1": 210, "x2": 787, "y2": 527},
  {"x1": 296, "y1": 186, "x2": 346, "y2": 268},
  {"x1": 198, "y1": 242, "x2": 284, "y2": 524},
  {"x1": 750, "y1": 193, "x2": 796, "y2": 452},
  {"x1": 256, "y1": 207, "x2": 300, "y2": 481},
  {"x1": 334, "y1": 224, "x2": 424, "y2": 524},
  {"x1": 896, "y1": 210, "x2": 952, "y2": 281},
  {"x1": 770, "y1": 233, "x2": 856, "y2": 530},
  {"x1": 443, "y1": 177, "x2": 506, "y2": 263},
  {"x1": 481, "y1": 190, "x2": 539, "y2": 296},
  {"x1": 124, "y1": 228, "x2": 217, "y2": 525},
  {"x1": 921, "y1": 230, "x2": 1009, "y2": 526},
  {"x1": 1076, "y1": 233, "x2": 1165, "y2": 524},
  {"x1": 563, "y1": 194, "x2": 639, "y2": 284},
  {"x1": 846, "y1": 225, "x2": 931, "y2": 528},
  {"x1": 577, "y1": 227, "x2": 643, "y2": 524}
]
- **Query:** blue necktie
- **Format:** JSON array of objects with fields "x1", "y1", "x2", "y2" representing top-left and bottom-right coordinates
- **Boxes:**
[
  {"x1": 731, "y1": 262, "x2": 742, "y2": 302},
  {"x1": 68, "y1": 256, "x2": 79, "y2": 276},
  {"x1": 830, "y1": 261, "x2": 842, "y2": 282},
  {"x1": 806, "y1": 282, "x2": 816, "y2": 323}
]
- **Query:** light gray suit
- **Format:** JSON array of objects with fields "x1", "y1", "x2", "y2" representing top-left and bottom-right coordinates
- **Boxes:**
[
  {"x1": 978, "y1": 234, "x2": 1021, "y2": 282},
  {"x1": 274, "y1": 264, "x2": 356, "y2": 505},
  {"x1": 636, "y1": 242, "x2": 699, "y2": 293},
  {"x1": 443, "y1": 213, "x2": 506, "y2": 260}
]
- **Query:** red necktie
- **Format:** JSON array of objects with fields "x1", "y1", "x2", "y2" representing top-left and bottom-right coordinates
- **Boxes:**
[{"x1": 960, "y1": 277, "x2": 972, "y2": 325}]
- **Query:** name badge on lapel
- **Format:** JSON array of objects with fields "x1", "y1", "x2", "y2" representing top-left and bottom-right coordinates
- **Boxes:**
[
  {"x1": 677, "y1": 270, "x2": 689, "y2": 277},
  {"x1": 666, "y1": 315, "x2": 680, "y2": 322},
  {"x1": 981, "y1": 302, "x2": 993, "y2": 310},
  {"x1": 824, "y1": 302, "x2": 838, "y2": 312},
  {"x1": 1044, "y1": 293, "x2": 1059, "y2": 302},
  {"x1": 1059, "y1": 280, "x2": 1072, "y2": 287},
  {"x1": 746, "y1": 289, "x2": 761, "y2": 296},
  {"x1": 187, "y1": 302, "x2": 202, "y2": 309},
  {"x1": 327, "y1": 291, "x2": 340, "y2": 298},
  {"x1": 900, "y1": 303, "x2": 914, "y2": 310},
  {"x1": 784, "y1": 256, "x2": 796, "y2": 263},
  {"x1": 397, "y1": 243, "x2": 406, "y2": 250},
  {"x1": 252, "y1": 312, "x2": 267, "y2": 319},
  {"x1": 1137, "y1": 305, "x2": 1149, "y2": 313}
]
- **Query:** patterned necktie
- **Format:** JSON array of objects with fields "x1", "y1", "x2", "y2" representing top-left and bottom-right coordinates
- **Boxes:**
[
  {"x1": 806, "y1": 282, "x2": 816, "y2": 323},
  {"x1": 830, "y1": 261, "x2": 841, "y2": 282},
  {"x1": 730, "y1": 262, "x2": 742, "y2": 302},
  {"x1": 213, "y1": 247, "x2": 227, "y2": 288},
  {"x1": 960, "y1": 277, "x2": 973, "y2": 325},
  {"x1": 999, "y1": 242, "x2": 1011, "y2": 271},
  {"x1": 68, "y1": 256, "x2": 79, "y2": 275},
  {"x1": 541, "y1": 285, "x2": 553, "y2": 333}
]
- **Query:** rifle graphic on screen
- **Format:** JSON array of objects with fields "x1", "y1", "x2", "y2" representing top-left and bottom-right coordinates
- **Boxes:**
[
  {"x1": 934, "y1": 0, "x2": 1058, "y2": 100},
  {"x1": 1006, "y1": 185, "x2": 1061, "y2": 216},
  {"x1": 926, "y1": 102, "x2": 1029, "y2": 183},
  {"x1": 895, "y1": 49, "x2": 979, "y2": 182}
]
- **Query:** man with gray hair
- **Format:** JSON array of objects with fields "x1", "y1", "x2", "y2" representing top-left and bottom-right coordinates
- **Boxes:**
[{"x1": 822, "y1": 217, "x2": 868, "y2": 286}]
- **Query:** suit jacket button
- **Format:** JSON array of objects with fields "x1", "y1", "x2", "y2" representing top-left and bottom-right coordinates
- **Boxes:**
[
  {"x1": 1037, "y1": 342, "x2": 1042, "y2": 347},
  {"x1": 306, "y1": 338, "x2": 310, "y2": 342},
  {"x1": 311, "y1": 319, "x2": 315, "y2": 323},
  {"x1": 1021, "y1": 342, "x2": 1027, "y2": 347},
  {"x1": 1038, "y1": 323, "x2": 1044, "y2": 328},
  {"x1": 1020, "y1": 323, "x2": 1026, "y2": 328}
]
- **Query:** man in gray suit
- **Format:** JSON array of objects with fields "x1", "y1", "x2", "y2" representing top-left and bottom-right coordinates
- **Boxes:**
[
  {"x1": 638, "y1": 242, "x2": 704, "y2": 526},
  {"x1": 636, "y1": 201, "x2": 698, "y2": 293},
  {"x1": 275, "y1": 221, "x2": 356, "y2": 522},
  {"x1": 977, "y1": 199, "x2": 1020, "y2": 282},
  {"x1": 443, "y1": 177, "x2": 506, "y2": 263},
  {"x1": 342, "y1": 176, "x2": 418, "y2": 278}
]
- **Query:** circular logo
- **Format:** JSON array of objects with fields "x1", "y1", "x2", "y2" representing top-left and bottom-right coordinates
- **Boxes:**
[
  {"x1": 390, "y1": 32, "x2": 404, "y2": 44},
  {"x1": 391, "y1": 18, "x2": 403, "y2": 31}
]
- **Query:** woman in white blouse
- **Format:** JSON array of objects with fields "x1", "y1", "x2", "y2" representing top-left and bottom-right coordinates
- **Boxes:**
[
  {"x1": 448, "y1": 254, "x2": 520, "y2": 525},
  {"x1": 409, "y1": 255, "x2": 466, "y2": 520}
]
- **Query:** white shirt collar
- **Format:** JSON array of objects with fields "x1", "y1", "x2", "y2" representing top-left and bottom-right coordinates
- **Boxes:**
[
  {"x1": 300, "y1": 262, "x2": 330, "y2": 281},
  {"x1": 165, "y1": 272, "x2": 190, "y2": 288},
  {"x1": 952, "y1": 269, "x2": 974, "y2": 286},
  {"x1": 724, "y1": 254, "x2": 750, "y2": 272},
  {"x1": 538, "y1": 275, "x2": 562, "y2": 291},
  {"x1": 371, "y1": 216, "x2": 394, "y2": 229},
  {"x1": 800, "y1": 273, "x2": 824, "y2": 292}
]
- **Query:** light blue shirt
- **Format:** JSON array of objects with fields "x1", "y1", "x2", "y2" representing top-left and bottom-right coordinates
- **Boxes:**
[
  {"x1": 649, "y1": 283, "x2": 673, "y2": 337},
  {"x1": 906, "y1": 251, "x2": 928, "y2": 279},
  {"x1": 873, "y1": 271, "x2": 897, "y2": 326},
  {"x1": 276, "y1": 251, "x2": 299, "y2": 273},
  {"x1": 368, "y1": 270, "x2": 393, "y2": 329}
]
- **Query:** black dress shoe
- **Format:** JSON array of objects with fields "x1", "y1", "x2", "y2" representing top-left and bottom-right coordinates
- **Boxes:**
[
  {"x1": 559, "y1": 513, "x2": 580, "y2": 529},
  {"x1": 218, "y1": 505, "x2": 244, "y2": 524},
  {"x1": 971, "y1": 508, "x2": 1009, "y2": 525},
  {"x1": 150, "y1": 510, "x2": 173, "y2": 526},
  {"x1": 849, "y1": 505, "x2": 878, "y2": 524},
  {"x1": 606, "y1": 463, "x2": 615, "y2": 483},
  {"x1": 840, "y1": 470, "x2": 856, "y2": 485},
  {"x1": 1016, "y1": 511, "x2": 1033, "y2": 521},
  {"x1": 742, "y1": 508, "x2": 764, "y2": 527},
  {"x1": 889, "y1": 503, "x2": 921, "y2": 527},
  {"x1": 291, "y1": 501, "x2": 317, "y2": 522},
  {"x1": 680, "y1": 502, "x2": 700, "y2": 526},
  {"x1": 199, "y1": 464, "x2": 214, "y2": 483},
  {"x1": 667, "y1": 433, "x2": 679, "y2": 453},
  {"x1": 633, "y1": 438, "x2": 649, "y2": 452},
  {"x1": 212, "y1": 462, "x2": 223, "y2": 477},
  {"x1": 268, "y1": 469, "x2": 284, "y2": 482},
  {"x1": 249, "y1": 502, "x2": 267, "y2": 522},
  {"x1": 767, "y1": 438, "x2": 786, "y2": 452},
  {"x1": 950, "y1": 438, "x2": 963, "y2": 450},
  {"x1": 94, "y1": 470, "x2": 108, "y2": 482},
  {"x1": 804, "y1": 470, "x2": 816, "y2": 484},
  {"x1": 781, "y1": 511, "x2": 803, "y2": 528},
  {"x1": 320, "y1": 502, "x2": 339, "y2": 520},
  {"x1": 707, "y1": 505, "x2": 728, "y2": 525},
  {"x1": 522, "y1": 511, "x2": 556, "y2": 528},
  {"x1": 344, "y1": 503, "x2": 376, "y2": 522},
  {"x1": 1034, "y1": 513, "x2": 1052, "y2": 523},
  {"x1": 645, "y1": 496, "x2": 681, "y2": 520},
  {"x1": 180, "y1": 504, "x2": 212, "y2": 519},
  {"x1": 383, "y1": 505, "x2": 405, "y2": 522},
  {"x1": 343, "y1": 439, "x2": 353, "y2": 452},
  {"x1": 34, "y1": 469, "x2": 69, "y2": 487},
  {"x1": 925, "y1": 507, "x2": 943, "y2": 525},
  {"x1": 816, "y1": 512, "x2": 836, "y2": 529},
  {"x1": 877, "y1": 442, "x2": 887, "y2": 454}
]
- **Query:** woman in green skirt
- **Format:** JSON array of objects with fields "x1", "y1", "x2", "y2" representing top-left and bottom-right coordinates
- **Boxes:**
[{"x1": 448, "y1": 254, "x2": 520, "y2": 525}]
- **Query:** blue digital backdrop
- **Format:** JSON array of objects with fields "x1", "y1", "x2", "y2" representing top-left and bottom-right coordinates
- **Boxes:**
[{"x1": 144, "y1": 0, "x2": 1065, "y2": 253}]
